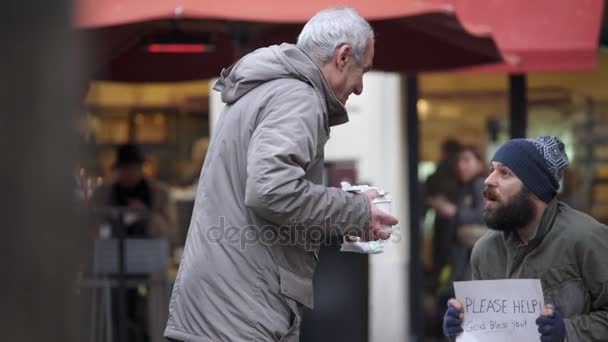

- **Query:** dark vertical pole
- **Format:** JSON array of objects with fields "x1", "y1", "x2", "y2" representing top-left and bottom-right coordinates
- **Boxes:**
[
  {"x1": 405, "y1": 74, "x2": 422, "y2": 341},
  {"x1": 509, "y1": 74, "x2": 527, "y2": 138},
  {"x1": 129, "y1": 110, "x2": 137, "y2": 143},
  {"x1": 1, "y1": 0, "x2": 88, "y2": 341},
  {"x1": 117, "y1": 211, "x2": 128, "y2": 342},
  {"x1": 584, "y1": 97, "x2": 595, "y2": 214}
]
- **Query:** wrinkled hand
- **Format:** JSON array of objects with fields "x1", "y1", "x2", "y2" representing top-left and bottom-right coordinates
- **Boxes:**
[
  {"x1": 443, "y1": 298, "x2": 464, "y2": 338},
  {"x1": 536, "y1": 304, "x2": 566, "y2": 342},
  {"x1": 365, "y1": 190, "x2": 398, "y2": 241}
]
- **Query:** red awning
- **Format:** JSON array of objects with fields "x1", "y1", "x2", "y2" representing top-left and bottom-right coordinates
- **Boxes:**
[
  {"x1": 436, "y1": 0, "x2": 605, "y2": 73},
  {"x1": 74, "y1": 0, "x2": 484, "y2": 28},
  {"x1": 75, "y1": 0, "x2": 504, "y2": 82}
]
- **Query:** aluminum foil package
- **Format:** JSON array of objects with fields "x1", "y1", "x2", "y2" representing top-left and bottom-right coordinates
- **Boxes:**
[{"x1": 339, "y1": 182, "x2": 392, "y2": 254}]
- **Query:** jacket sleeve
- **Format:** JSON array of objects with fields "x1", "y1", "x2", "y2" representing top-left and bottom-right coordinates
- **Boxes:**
[
  {"x1": 563, "y1": 224, "x2": 608, "y2": 341},
  {"x1": 244, "y1": 86, "x2": 370, "y2": 235},
  {"x1": 456, "y1": 177, "x2": 485, "y2": 225}
]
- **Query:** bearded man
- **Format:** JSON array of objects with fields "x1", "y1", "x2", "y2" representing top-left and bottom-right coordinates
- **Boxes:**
[{"x1": 442, "y1": 136, "x2": 608, "y2": 342}]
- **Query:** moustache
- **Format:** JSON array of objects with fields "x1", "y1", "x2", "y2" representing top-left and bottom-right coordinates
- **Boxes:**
[{"x1": 483, "y1": 187, "x2": 498, "y2": 201}]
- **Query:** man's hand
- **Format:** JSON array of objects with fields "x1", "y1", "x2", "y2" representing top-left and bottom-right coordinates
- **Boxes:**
[
  {"x1": 536, "y1": 304, "x2": 566, "y2": 342},
  {"x1": 124, "y1": 199, "x2": 149, "y2": 225},
  {"x1": 443, "y1": 298, "x2": 464, "y2": 338},
  {"x1": 365, "y1": 190, "x2": 398, "y2": 240}
]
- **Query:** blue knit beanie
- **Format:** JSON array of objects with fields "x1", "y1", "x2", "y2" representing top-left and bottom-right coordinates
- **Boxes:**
[{"x1": 491, "y1": 136, "x2": 569, "y2": 203}]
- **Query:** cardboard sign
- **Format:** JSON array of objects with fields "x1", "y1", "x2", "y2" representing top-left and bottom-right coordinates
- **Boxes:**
[{"x1": 454, "y1": 279, "x2": 545, "y2": 342}]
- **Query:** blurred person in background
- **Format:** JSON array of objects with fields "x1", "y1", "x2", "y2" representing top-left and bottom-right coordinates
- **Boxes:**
[
  {"x1": 428, "y1": 145, "x2": 487, "y2": 336},
  {"x1": 444, "y1": 145, "x2": 487, "y2": 283},
  {"x1": 423, "y1": 138, "x2": 462, "y2": 340},
  {"x1": 443, "y1": 136, "x2": 608, "y2": 342},
  {"x1": 164, "y1": 6, "x2": 398, "y2": 342},
  {"x1": 424, "y1": 139, "x2": 461, "y2": 282},
  {"x1": 94, "y1": 143, "x2": 175, "y2": 241},
  {"x1": 93, "y1": 143, "x2": 176, "y2": 342}
]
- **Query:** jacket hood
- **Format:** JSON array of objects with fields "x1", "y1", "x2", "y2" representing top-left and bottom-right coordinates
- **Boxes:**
[{"x1": 213, "y1": 43, "x2": 348, "y2": 127}]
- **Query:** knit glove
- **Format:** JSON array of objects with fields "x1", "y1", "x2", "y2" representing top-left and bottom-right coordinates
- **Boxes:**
[
  {"x1": 443, "y1": 305, "x2": 464, "y2": 338},
  {"x1": 536, "y1": 308, "x2": 566, "y2": 342}
]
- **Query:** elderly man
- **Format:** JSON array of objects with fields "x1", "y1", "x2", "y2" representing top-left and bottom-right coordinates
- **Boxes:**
[
  {"x1": 442, "y1": 136, "x2": 608, "y2": 341},
  {"x1": 165, "y1": 7, "x2": 398, "y2": 342}
]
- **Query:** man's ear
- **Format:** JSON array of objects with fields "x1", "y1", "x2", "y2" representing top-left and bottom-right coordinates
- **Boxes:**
[{"x1": 334, "y1": 44, "x2": 352, "y2": 71}]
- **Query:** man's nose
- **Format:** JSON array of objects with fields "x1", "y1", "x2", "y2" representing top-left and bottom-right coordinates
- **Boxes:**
[
  {"x1": 484, "y1": 171, "x2": 497, "y2": 186},
  {"x1": 354, "y1": 80, "x2": 363, "y2": 95}
]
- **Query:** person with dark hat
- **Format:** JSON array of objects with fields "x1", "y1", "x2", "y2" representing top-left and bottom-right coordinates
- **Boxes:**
[
  {"x1": 442, "y1": 136, "x2": 608, "y2": 341},
  {"x1": 93, "y1": 144, "x2": 176, "y2": 342},
  {"x1": 94, "y1": 144, "x2": 175, "y2": 240}
]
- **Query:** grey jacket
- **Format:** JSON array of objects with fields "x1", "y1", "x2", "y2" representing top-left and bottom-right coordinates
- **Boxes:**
[
  {"x1": 165, "y1": 44, "x2": 371, "y2": 342},
  {"x1": 471, "y1": 199, "x2": 608, "y2": 341}
]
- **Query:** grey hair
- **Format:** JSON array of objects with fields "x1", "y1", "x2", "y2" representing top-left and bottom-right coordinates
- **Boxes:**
[{"x1": 297, "y1": 7, "x2": 374, "y2": 66}]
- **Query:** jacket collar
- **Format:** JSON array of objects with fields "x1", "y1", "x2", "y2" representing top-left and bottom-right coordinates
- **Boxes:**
[{"x1": 280, "y1": 46, "x2": 349, "y2": 128}]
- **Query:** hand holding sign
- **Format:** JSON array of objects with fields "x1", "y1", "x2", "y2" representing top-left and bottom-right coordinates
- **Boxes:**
[
  {"x1": 452, "y1": 279, "x2": 546, "y2": 342},
  {"x1": 443, "y1": 299, "x2": 464, "y2": 338},
  {"x1": 536, "y1": 304, "x2": 566, "y2": 342}
]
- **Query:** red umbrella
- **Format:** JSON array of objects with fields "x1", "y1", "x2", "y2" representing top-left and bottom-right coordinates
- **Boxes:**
[{"x1": 75, "y1": 0, "x2": 503, "y2": 82}]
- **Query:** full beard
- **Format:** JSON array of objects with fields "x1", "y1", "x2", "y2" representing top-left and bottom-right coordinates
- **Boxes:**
[{"x1": 483, "y1": 186, "x2": 536, "y2": 233}]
